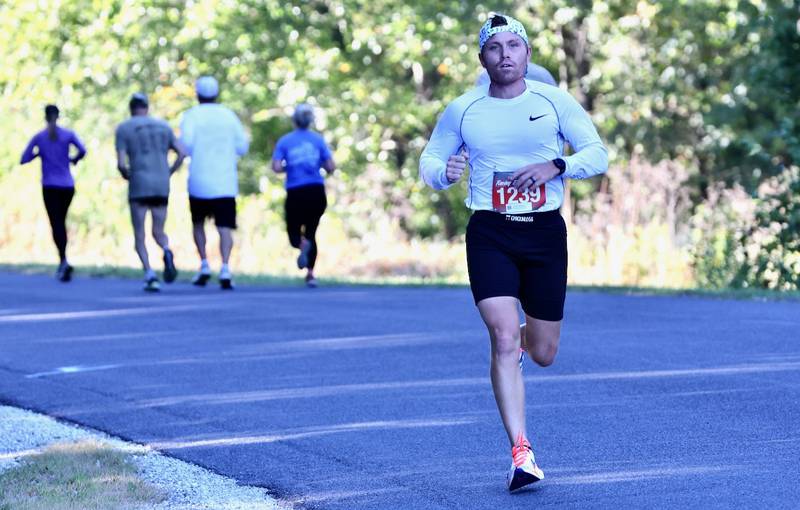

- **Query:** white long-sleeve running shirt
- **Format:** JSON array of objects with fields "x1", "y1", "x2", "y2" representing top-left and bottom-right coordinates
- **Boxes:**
[{"x1": 420, "y1": 80, "x2": 608, "y2": 213}]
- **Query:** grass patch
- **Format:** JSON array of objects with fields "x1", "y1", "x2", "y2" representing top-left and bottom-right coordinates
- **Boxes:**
[
  {"x1": 1, "y1": 261, "x2": 799, "y2": 300},
  {"x1": 0, "y1": 441, "x2": 165, "y2": 510},
  {"x1": 0, "y1": 262, "x2": 465, "y2": 288},
  {"x1": 569, "y1": 284, "x2": 800, "y2": 302}
]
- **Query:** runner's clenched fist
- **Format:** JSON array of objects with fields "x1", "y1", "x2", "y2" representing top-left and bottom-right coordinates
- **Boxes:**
[{"x1": 446, "y1": 150, "x2": 469, "y2": 183}]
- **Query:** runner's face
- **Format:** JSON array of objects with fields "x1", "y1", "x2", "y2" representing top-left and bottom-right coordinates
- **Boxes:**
[{"x1": 479, "y1": 32, "x2": 530, "y2": 86}]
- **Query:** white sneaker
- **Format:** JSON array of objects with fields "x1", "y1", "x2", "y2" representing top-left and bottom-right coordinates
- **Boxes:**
[
  {"x1": 143, "y1": 277, "x2": 161, "y2": 293},
  {"x1": 192, "y1": 269, "x2": 211, "y2": 286},
  {"x1": 506, "y1": 435, "x2": 544, "y2": 491},
  {"x1": 219, "y1": 270, "x2": 234, "y2": 290}
]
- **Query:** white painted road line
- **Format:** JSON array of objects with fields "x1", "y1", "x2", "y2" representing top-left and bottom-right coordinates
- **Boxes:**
[
  {"x1": 26, "y1": 364, "x2": 124, "y2": 379},
  {"x1": 136, "y1": 360, "x2": 800, "y2": 407},
  {"x1": 0, "y1": 305, "x2": 205, "y2": 323}
]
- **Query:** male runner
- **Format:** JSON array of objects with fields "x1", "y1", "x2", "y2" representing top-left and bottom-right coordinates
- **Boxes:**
[
  {"x1": 180, "y1": 76, "x2": 249, "y2": 290},
  {"x1": 271, "y1": 103, "x2": 336, "y2": 288},
  {"x1": 115, "y1": 93, "x2": 185, "y2": 292},
  {"x1": 420, "y1": 14, "x2": 608, "y2": 491},
  {"x1": 20, "y1": 104, "x2": 87, "y2": 282}
]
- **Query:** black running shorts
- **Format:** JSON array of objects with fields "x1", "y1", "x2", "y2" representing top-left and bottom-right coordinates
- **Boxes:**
[
  {"x1": 465, "y1": 209, "x2": 567, "y2": 321},
  {"x1": 130, "y1": 196, "x2": 168, "y2": 207},
  {"x1": 189, "y1": 196, "x2": 237, "y2": 229}
]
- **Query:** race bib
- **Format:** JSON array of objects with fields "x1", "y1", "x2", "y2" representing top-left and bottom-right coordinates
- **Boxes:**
[{"x1": 492, "y1": 172, "x2": 546, "y2": 213}]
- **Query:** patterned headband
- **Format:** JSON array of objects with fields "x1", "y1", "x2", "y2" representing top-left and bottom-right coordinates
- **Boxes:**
[{"x1": 478, "y1": 14, "x2": 529, "y2": 51}]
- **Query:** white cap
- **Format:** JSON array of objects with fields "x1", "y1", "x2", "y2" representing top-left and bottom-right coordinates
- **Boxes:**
[
  {"x1": 196, "y1": 76, "x2": 219, "y2": 99},
  {"x1": 478, "y1": 14, "x2": 528, "y2": 51}
]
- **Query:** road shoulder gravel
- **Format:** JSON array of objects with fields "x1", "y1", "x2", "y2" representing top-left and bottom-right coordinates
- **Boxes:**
[{"x1": 0, "y1": 404, "x2": 290, "y2": 510}]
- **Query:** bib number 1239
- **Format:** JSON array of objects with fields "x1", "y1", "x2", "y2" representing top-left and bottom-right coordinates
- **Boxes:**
[{"x1": 492, "y1": 172, "x2": 546, "y2": 214}]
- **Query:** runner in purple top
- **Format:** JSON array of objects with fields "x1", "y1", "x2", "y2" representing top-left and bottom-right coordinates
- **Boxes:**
[{"x1": 20, "y1": 105, "x2": 87, "y2": 282}]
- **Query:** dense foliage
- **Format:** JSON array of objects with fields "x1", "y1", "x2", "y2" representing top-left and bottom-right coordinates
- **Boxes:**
[{"x1": 1, "y1": 0, "x2": 798, "y2": 287}]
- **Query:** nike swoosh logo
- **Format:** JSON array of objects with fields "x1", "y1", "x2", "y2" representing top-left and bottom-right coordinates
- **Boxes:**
[{"x1": 529, "y1": 114, "x2": 547, "y2": 121}]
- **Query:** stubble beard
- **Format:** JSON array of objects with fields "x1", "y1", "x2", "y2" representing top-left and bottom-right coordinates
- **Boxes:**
[{"x1": 489, "y1": 65, "x2": 525, "y2": 87}]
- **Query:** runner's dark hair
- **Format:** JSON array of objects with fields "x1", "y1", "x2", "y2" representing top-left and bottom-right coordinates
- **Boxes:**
[{"x1": 490, "y1": 15, "x2": 508, "y2": 28}]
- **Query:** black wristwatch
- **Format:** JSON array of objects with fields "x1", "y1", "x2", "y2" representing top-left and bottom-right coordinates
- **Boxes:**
[{"x1": 552, "y1": 158, "x2": 567, "y2": 176}]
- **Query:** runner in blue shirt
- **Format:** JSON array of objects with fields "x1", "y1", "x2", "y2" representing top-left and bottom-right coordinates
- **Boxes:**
[{"x1": 271, "y1": 104, "x2": 336, "y2": 287}]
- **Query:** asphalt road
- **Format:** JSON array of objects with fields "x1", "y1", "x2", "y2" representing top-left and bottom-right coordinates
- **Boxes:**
[{"x1": 1, "y1": 270, "x2": 798, "y2": 509}]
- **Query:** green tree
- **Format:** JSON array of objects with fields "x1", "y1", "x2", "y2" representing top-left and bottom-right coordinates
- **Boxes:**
[{"x1": 2, "y1": 0, "x2": 798, "y2": 287}]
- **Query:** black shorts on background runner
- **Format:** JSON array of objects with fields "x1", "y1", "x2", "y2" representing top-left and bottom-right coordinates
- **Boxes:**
[
  {"x1": 189, "y1": 196, "x2": 237, "y2": 228},
  {"x1": 130, "y1": 196, "x2": 168, "y2": 207},
  {"x1": 466, "y1": 209, "x2": 567, "y2": 321}
]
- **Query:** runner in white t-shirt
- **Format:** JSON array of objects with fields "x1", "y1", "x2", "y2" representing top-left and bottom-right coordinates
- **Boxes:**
[
  {"x1": 180, "y1": 76, "x2": 249, "y2": 290},
  {"x1": 420, "y1": 14, "x2": 608, "y2": 492}
]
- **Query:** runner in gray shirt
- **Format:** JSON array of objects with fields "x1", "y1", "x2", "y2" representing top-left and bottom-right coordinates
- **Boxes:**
[{"x1": 115, "y1": 93, "x2": 186, "y2": 291}]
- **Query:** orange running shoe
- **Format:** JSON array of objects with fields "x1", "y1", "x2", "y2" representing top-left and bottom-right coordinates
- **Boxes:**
[{"x1": 507, "y1": 433, "x2": 544, "y2": 491}]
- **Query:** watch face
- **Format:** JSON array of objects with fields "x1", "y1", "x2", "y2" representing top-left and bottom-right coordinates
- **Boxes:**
[{"x1": 553, "y1": 158, "x2": 566, "y2": 171}]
